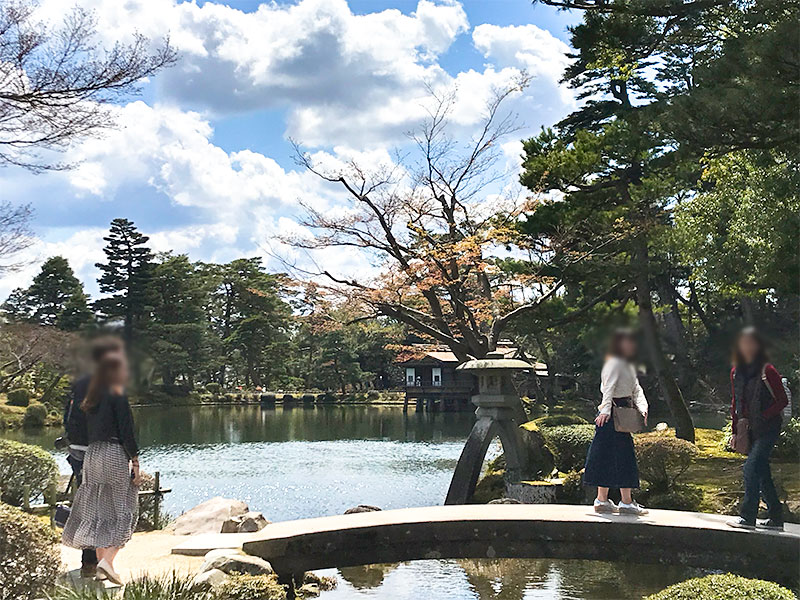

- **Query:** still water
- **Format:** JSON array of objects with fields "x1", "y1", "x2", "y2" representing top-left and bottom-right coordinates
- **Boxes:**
[{"x1": 7, "y1": 405, "x2": 708, "y2": 599}]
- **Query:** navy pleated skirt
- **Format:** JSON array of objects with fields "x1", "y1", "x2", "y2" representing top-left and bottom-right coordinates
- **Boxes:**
[{"x1": 583, "y1": 410, "x2": 640, "y2": 489}]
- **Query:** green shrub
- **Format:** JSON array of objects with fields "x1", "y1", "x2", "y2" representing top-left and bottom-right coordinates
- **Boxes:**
[
  {"x1": 774, "y1": 417, "x2": 800, "y2": 460},
  {"x1": 302, "y1": 394, "x2": 315, "y2": 403},
  {"x1": 634, "y1": 434, "x2": 698, "y2": 491},
  {"x1": 214, "y1": 574, "x2": 287, "y2": 600},
  {"x1": 282, "y1": 394, "x2": 296, "y2": 403},
  {"x1": 541, "y1": 424, "x2": 595, "y2": 472},
  {"x1": 558, "y1": 470, "x2": 585, "y2": 504},
  {"x1": 719, "y1": 421, "x2": 735, "y2": 454},
  {"x1": 6, "y1": 388, "x2": 30, "y2": 407},
  {"x1": 532, "y1": 414, "x2": 589, "y2": 428},
  {"x1": 638, "y1": 483, "x2": 704, "y2": 512},
  {"x1": 48, "y1": 573, "x2": 212, "y2": 600},
  {"x1": 0, "y1": 439, "x2": 58, "y2": 506},
  {"x1": 367, "y1": 390, "x2": 380, "y2": 400},
  {"x1": 0, "y1": 503, "x2": 60, "y2": 600},
  {"x1": 22, "y1": 403, "x2": 48, "y2": 428},
  {"x1": 205, "y1": 382, "x2": 221, "y2": 395},
  {"x1": 643, "y1": 573, "x2": 795, "y2": 600}
]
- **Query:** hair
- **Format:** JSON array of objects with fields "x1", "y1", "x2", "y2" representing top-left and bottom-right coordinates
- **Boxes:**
[
  {"x1": 90, "y1": 335, "x2": 124, "y2": 363},
  {"x1": 81, "y1": 354, "x2": 124, "y2": 412},
  {"x1": 607, "y1": 328, "x2": 638, "y2": 359},
  {"x1": 732, "y1": 326, "x2": 769, "y2": 367}
]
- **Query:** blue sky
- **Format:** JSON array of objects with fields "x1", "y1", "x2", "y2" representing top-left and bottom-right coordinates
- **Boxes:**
[{"x1": 1, "y1": 0, "x2": 580, "y2": 298}]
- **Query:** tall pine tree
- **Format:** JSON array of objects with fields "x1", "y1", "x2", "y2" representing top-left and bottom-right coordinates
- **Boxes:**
[
  {"x1": 1, "y1": 256, "x2": 92, "y2": 330},
  {"x1": 95, "y1": 218, "x2": 153, "y2": 342}
]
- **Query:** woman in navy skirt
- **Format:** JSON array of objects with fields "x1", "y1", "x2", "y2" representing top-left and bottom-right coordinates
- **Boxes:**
[{"x1": 584, "y1": 329, "x2": 649, "y2": 515}]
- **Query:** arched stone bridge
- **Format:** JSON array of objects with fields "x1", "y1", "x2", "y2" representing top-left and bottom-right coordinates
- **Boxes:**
[{"x1": 226, "y1": 505, "x2": 799, "y2": 588}]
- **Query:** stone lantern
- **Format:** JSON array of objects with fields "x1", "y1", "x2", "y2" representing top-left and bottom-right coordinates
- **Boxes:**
[{"x1": 445, "y1": 352, "x2": 532, "y2": 505}]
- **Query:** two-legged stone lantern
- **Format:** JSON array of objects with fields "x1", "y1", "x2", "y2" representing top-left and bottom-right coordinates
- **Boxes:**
[{"x1": 445, "y1": 353, "x2": 532, "y2": 505}]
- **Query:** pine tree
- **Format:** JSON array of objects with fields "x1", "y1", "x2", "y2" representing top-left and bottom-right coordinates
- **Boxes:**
[
  {"x1": 95, "y1": 218, "x2": 153, "y2": 342},
  {"x1": 0, "y1": 256, "x2": 92, "y2": 330}
]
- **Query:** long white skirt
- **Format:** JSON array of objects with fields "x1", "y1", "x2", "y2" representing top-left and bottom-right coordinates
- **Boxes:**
[{"x1": 62, "y1": 441, "x2": 138, "y2": 549}]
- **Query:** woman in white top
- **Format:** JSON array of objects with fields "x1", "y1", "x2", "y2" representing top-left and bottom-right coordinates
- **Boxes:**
[{"x1": 583, "y1": 329, "x2": 649, "y2": 515}]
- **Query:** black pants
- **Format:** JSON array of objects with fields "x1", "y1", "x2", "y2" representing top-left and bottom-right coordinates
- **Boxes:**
[{"x1": 67, "y1": 454, "x2": 98, "y2": 567}]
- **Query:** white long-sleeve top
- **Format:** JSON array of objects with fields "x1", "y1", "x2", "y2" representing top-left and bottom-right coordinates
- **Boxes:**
[{"x1": 598, "y1": 356, "x2": 648, "y2": 416}]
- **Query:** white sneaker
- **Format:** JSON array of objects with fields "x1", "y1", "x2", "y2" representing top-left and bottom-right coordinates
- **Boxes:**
[
  {"x1": 593, "y1": 499, "x2": 618, "y2": 513},
  {"x1": 618, "y1": 501, "x2": 649, "y2": 515},
  {"x1": 96, "y1": 559, "x2": 123, "y2": 585}
]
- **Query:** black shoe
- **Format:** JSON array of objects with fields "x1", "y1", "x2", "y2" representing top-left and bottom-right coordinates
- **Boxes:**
[
  {"x1": 727, "y1": 517, "x2": 756, "y2": 530},
  {"x1": 757, "y1": 518, "x2": 784, "y2": 531},
  {"x1": 80, "y1": 563, "x2": 97, "y2": 578}
]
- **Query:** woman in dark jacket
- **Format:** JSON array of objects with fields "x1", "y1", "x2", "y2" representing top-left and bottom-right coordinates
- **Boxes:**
[
  {"x1": 728, "y1": 327, "x2": 788, "y2": 531},
  {"x1": 62, "y1": 354, "x2": 141, "y2": 584}
]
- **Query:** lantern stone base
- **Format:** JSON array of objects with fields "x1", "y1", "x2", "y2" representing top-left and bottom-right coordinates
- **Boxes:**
[{"x1": 445, "y1": 405, "x2": 528, "y2": 505}]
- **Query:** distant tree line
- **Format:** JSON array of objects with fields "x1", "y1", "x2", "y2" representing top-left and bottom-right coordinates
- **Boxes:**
[{"x1": 0, "y1": 218, "x2": 403, "y2": 397}]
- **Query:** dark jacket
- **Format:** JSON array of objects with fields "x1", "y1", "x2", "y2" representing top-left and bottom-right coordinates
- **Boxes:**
[
  {"x1": 86, "y1": 392, "x2": 139, "y2": 459},
  {"x1": 64, "y1": 375, "x2": 91, "y2": 447},
  {"x1": 730, "y1": 363, "x2": 788, "y2": 437}
]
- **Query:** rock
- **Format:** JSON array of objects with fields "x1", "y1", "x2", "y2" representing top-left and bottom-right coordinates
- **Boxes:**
[
  {"x1": 192, "y1": 568, "x2": 227, "y2": 589},
  {"x1": 202, "y1": 554, "x2": 274, "y2": 576},
  {"x1": 488, "y1": 497, "x2": 522, "y2": 504},
  {"x1": 203, "y1": 548, "x2": 241, "y2": 562},
  {"x1": 343, "y1": 505, "x2": 382, "y2": 514},
  {"x1": 221, "y1": 511, "x2": 270, "y2": 533},
  {"x1": 173, "y1": 497, "x2": 249, "y2": 535},
  {"x1": 655, "y1": 422, "x2": 669, "y2": 432}
]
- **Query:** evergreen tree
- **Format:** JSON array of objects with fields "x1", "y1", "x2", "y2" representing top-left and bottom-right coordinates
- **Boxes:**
[
  {"x1": 95, "y1": 218, "x2": 153, "y2": 342},
  {"x1": 146, "y1": 253, "x2": 209, "y2": 391},
  {"x1": 0, "y1": 256, "x2": 92, "y2": 330}
]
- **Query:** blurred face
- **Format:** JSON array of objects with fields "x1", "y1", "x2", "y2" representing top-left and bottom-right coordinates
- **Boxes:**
[
  {"x1": 738, "y1": 334, "x2": 760, "y2": 364},
  {"x1": 619, "y1": 336, "x2": 637, "y2": 359},
  {"x1": 108, "y1": 355, "x2": 129, "y2": 389}
]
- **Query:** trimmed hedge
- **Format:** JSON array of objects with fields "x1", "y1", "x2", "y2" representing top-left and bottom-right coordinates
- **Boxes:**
[
  {"x1": 0, "y1": 503, "x2": 60, "y2": 600},
  {"x1": 205, "y1": 382, "x2": 221, "y2": 395},
  {"x1": 532, "y1": 414, "x2": 589, "y2": 428},
  {"x1": 634, "y1": 434, "x2": 698, "y2": 491},
  {"x1": 541, "y1": 424, "x2": 595, "y2": 472},
  {"x1": 0, "y1": 439, "x2": 58, "y2": 506},
  {"x1": 22, "y1": 403, "x2": 48, "y2": 428},
  {"x1": 643, "y1": 573, "x2": 795, "y2": 600},
  {"x1": 6, "y1": 388, "x2": 30, "y2": 407}
]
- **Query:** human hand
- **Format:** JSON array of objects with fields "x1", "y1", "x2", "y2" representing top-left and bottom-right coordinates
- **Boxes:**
[
  {"x1": 595, "y1": 413, "x2": 611, "y2": 427},
  {"x1": 131, "y1": 461, "x2": 142, "y2": 487}
]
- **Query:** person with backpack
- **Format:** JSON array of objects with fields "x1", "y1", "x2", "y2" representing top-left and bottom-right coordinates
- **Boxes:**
[
  {"x1": 728, "y1": 327, "x2": 788, "y2": 531},
  {"x1": 63, "y1": 336, "x2": 124, "y2": 576}
]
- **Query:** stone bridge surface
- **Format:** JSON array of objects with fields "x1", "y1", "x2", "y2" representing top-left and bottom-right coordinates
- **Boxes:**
[{"x1": 239, "y1": 504, "x2": 799, "y2": 586}]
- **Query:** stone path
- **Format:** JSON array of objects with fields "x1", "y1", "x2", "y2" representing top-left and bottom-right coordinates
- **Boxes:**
[{"x1": 61, "y1": 531, "x2": 205, "y2": 589}]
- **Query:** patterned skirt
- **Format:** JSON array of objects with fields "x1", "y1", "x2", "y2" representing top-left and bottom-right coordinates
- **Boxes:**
[
  {"x1": 62, "y1": 441, "x2": 138, "y2": 549},
  {"x1": 583, "y1": 410, "x2": 640, "y2": 489}
]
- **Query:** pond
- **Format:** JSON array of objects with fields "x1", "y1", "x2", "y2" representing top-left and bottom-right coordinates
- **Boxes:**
[{"x1": 6, "y1": 405, "x2": 709, "y2": 599}]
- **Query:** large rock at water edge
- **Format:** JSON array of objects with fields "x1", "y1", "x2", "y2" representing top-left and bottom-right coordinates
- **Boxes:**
[
  {"x1": 192, "y1": 568, "x2": 227, "y2": 589},
  {"x1": 221, "y1": 511, "x2": 270, "y2": 533},
  {"x1": 202, "y1": 553, "x2": 274, "y2": 576},
  {"x1": 173, "y1": 497, "x2": 249, "y2": 535}
]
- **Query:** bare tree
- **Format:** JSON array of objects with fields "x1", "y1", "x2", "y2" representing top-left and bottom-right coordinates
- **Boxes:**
[
  {"x1": 0, "y1": 201, "x2": 32, "y2": 274},
  {"x1": 0, "y1": 0, "x2": 177, "y2": 171},
  {"x1": 284, "y1": 80, "x2": 610, "y2": 359}
]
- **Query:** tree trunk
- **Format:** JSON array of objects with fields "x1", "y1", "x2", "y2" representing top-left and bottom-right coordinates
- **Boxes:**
[
  {"x1": 655, "y1": 275, "x2": 693, "y2": 394},
  {"x1": 634, "y1": 239, "x2": 695, "y2": 442}
]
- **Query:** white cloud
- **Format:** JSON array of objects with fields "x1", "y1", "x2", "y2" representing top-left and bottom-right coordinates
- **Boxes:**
[
  {"x1": 4, "y1": 1, "x2": 578, "y2": 299},
  {"x1": 34, "y1": 0, "x2": 572, "y2": 148}
]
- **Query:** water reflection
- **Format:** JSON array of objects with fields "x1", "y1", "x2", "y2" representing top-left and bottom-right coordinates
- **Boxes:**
[{"x1": 321, "y1": 559, "x2": 707, "y2": 600}]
